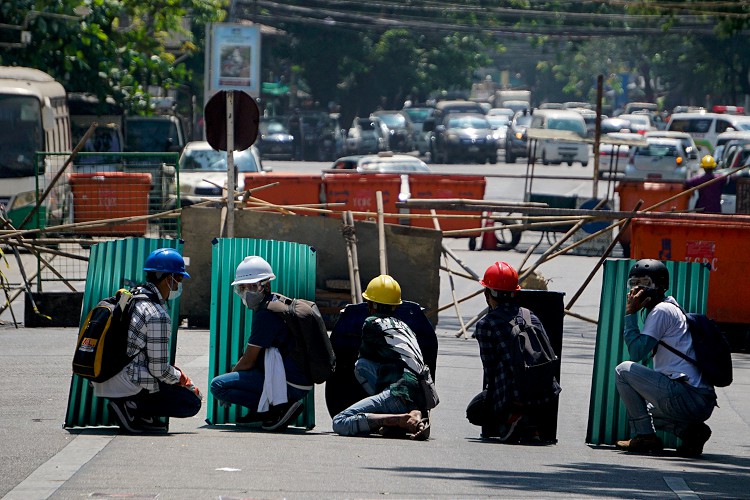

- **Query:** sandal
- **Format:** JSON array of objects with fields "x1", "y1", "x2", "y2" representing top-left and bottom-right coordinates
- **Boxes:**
[{"x1": 411, "y1": 418, "x2": 431, "y2": 441}]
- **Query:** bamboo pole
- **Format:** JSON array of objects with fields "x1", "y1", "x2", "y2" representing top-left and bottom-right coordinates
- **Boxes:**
[
  {"x1": 431, "y1": 209, "x2": 468, "y2": 339},
  {"x1": 519, "y1": 198, "x2": 608, "y2": 283},
  {"x1": 376, "y1": 191, "x2": 387, "y2": 275},
  {"x1": 342, "y1": 211, "x2": 358, "y2": 304},
  {"x1": 348, "y1": 211, "x2": 362, "y2": 302},
  {"x1": 438, "y1": 265, "x2": 475, "y2": 281},
  {"x1": 565, "y1": 201, "x2": 644, "y2": 313}
]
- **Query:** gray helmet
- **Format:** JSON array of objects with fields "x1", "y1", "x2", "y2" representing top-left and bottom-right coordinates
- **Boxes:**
[{"x1": 629, "y1": 259, "x2": 669, "y2": 290}]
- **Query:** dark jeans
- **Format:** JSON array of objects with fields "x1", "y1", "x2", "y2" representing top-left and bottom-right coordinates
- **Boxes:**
[
  {"x1": 117, "y1": 381, "x2": 202, "y2": 419},
  {"x1": 466, "y1": 390, "x2": 552, "y2": 437}
]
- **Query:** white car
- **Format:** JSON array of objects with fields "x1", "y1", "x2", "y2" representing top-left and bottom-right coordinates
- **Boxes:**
[
  {"x1": 177, "y1": 141, "x2": 268, "y2": 205},
  {"x1": 330, "y1": 152, "x2": 431, "y2": 173},
  {"x1": 624, "y1": 137, "x2": 697, "y2": 181}
]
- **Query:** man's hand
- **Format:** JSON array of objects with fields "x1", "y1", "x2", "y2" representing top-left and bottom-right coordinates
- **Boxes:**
[
  {"x1": 177, "y1": 369, "x2": 203, "y2": 399},
  {"x1": 626, "y1": 287, "x2": 652, "y2": 315}
]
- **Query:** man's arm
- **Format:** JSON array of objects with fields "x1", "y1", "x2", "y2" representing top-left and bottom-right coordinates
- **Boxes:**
[
  {"x1": 233, "y1": 344, "x2": 262, "y2": 372},
  {"x1": 623, "y1": 313, "x2": 658, "y2": 362},
  {"x1": 143, "y1": 309, "x2": 181, "y2": 384}
]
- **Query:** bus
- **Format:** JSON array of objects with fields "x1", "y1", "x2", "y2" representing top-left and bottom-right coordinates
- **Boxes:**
[{"x1": 0, "y1": 66, "x2": 71, "y2": 228}]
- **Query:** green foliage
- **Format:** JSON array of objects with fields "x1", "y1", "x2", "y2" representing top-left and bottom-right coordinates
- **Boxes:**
[{"x1": 0, "y1": 0, "x2": 225, "y2": 114}]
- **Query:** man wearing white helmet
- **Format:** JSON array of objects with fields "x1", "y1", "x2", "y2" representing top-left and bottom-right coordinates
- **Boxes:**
[{"x1": 210, "y1": 256, "x2": 312, "y2": 431}]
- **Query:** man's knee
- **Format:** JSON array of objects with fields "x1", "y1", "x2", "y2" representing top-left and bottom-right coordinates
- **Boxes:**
[{"x1": 615, "y1": 360, "x2": 634, "y2": 380}]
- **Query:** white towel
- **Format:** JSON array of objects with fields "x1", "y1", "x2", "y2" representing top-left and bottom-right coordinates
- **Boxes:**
[{"x1": 258, "y1": 347, "x2": 288, "y2": 412}]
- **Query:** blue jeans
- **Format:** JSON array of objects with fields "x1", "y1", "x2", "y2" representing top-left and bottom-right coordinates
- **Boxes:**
[
  {"x1": 126, "y1": 381, "x2": 202, "y2": 418},
  {"x1": 615, "y1": 361, "x2": 716, "y2": 438},
  {"x1": 210, "y1": 369, "x2": 308, "y2": 412},
  {"x1": 332, "y1": 388, "x2": 416, "y2": 436}
]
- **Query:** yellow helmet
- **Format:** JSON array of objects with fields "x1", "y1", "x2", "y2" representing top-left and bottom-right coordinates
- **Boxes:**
[
  {"x1": 362, "y1": 274, "x2": 402, "y2": 305},
  {"x1": 700, "y1": 155, "x2": 717, "y2": 169}
]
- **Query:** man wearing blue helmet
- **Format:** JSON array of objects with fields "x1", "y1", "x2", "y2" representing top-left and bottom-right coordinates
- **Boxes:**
[{"x1": 93, "y1": 247, "x2": 202, "y2": 433}]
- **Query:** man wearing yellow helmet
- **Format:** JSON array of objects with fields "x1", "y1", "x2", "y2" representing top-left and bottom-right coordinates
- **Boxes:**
[
  {"x1": 332, "y1": 274, "x2": 435, "y2": 440},
  {"x1": 684, "y1": 154, "x2": 727, "y2": 214}
]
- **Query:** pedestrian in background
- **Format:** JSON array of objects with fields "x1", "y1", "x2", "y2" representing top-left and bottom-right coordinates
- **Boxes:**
[
  {"x1": 94, "y1": 248, "x2": 202, "y2": 434},
  {"x1": 684, "y1": 155, "x2": 726, "y2": 214}
]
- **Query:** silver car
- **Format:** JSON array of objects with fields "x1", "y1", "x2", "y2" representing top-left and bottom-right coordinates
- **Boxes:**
[{"x1": 624, "y1": 137, "x2": 696, "y2": 181}]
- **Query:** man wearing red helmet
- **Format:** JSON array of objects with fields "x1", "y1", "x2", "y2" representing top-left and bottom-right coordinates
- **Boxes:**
[{"x1": 466, "y1": 261, "x2": 561, "y2": 443}]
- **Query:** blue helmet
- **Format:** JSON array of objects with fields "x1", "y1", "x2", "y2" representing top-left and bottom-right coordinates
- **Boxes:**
[{"x1": 144, "y1": 248, "x2": 190, "y2": 278}]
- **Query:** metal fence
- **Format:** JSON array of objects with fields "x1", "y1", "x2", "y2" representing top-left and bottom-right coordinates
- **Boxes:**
[{"x1": 30, "y1": 152, "x2": 181, "y2": 290}]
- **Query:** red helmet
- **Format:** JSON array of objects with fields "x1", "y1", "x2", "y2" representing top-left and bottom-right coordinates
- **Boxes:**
[{"x1": 479, "y1": 261, "x2": 520, "y2": 292}]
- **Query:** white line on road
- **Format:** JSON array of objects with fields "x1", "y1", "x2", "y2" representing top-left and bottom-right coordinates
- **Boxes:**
[
  {"x1": 664, "y1": 476, "x2": 701, "y2": 500},
  {"x1": 1, "y1": 434, "x2": 113, "y2": 500}
]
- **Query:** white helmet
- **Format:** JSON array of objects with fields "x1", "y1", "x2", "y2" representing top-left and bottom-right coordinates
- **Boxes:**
[{"x1": 231, "y1": 256, "x2": 276, "y2": 285}]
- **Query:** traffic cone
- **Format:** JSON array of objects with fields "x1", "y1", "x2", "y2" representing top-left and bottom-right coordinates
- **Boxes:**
[{"x1": 481, "y1": 213, "x2": 497, "y2": 250}]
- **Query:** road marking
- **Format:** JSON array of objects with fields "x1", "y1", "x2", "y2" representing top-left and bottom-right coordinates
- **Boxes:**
[
  {"x1": 664, "y1": 476, "x2": 700, "y2": 500},
  {"x1": 1, "y1": 434, "x2": 113, "y2": 500}
]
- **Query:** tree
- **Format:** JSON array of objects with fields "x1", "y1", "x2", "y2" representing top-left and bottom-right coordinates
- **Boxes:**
[{"x1": 0, "y1": 0, "x2": 225, "y2": 114}]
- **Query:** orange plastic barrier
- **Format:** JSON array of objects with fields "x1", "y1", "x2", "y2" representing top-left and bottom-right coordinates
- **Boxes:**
[
  {"x1": 244, "y1": 173, "x2": 323, "y2": 212},
  {"x1": 323, "y1": 173, "x2": 403, "y2": 222},
  {"x1": 631, "y1": 215, "x2": 750, "y2": 324},
  {"x1": 69, "y1": 172, "x2": 152, "y2": 235},
  {"x1": 615, "y1": 180, "x2": 689, "y2": 252},
  {"x1": 409, "y1": 174, "x2": 486, "y2": 235}
]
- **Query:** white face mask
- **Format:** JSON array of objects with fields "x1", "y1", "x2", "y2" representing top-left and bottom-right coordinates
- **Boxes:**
[{"x1": 168, "y1": 276, "x2": 183, "y2": 301}]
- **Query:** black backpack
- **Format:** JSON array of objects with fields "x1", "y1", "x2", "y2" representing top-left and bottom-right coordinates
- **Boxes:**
[
  {"x1": 265, "y1": 293, "x2": 336, "y2": 384},
  {"x1": 509, "y1": 308, "x2": 562, "y2": 404},
  {"x1": 72, "y1": 286, "x2": 158, "y2": 382},
  {"x1": 657, "y1": 309, "x2": 733, "y2": 387}
]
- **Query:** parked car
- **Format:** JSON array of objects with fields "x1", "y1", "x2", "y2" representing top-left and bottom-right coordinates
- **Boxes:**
[
  {"x1": 599, "y1": 132, "x2": 646, "y2": 176},
  {"x1": 624, "y1": 137, "x2": 696, "y2": 180},
  {"x1": 504, "y1": 111, "x2": 533, "y2": 163},
  {"x1": 177, "y1": 141, "x2": 268, "y2": 206},
  {"x1": 402, "y1": 106, "x2": 435, "y2": 156},
  {"x1": 371, "y1": 110, "x2": 415, "y2": 153},
  {"x1": 330, "y1": 152, "x2": 431, "y2": 173},
  {"x1": 345, "y1": 116, "x2": 389, "y2": 155},
  {"x1": 256, "y1": 120, "x2": 294, "y2": 160},
  {"x1": 713, "y1": 131, "x2": 750, "y2": 167},
  {"x1": 429, "y1": 113, "x2": 498, "y2": 164}
]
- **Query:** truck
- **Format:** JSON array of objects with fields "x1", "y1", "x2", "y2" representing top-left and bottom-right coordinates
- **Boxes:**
[{"x1": 494, "y1": 89, "x2": 531, "y2": 114}]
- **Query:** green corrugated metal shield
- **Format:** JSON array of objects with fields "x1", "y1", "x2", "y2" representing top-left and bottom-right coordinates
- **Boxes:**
[
  {"x1": 64, "y1": 238, "x2": 183, "y2": 429},
  {"x1": 586, "y1": 259, "x2": 710, "y2": 447},
  {"x1": 206, "y1": 238, "x2": 317, "y2": 428}
]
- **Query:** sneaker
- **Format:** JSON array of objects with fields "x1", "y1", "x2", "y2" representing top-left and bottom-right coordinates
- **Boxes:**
[
  {"x1": 136, "y1": 416, "x2": 169, "y2": 433},
  {"x1": 261, "y1": 400, "x2": 304, "y2": 431},
  {"x1": 677, "y1": 423, "x2": 712, "y2": 458},
  {"x1": 616, "y1": 433, "x2": 664, "y2": 453},
  {"x1": 108, "y1": 400, "x2": 142, "y2": 434},
  {"x1": 497, "y1": 413, "x2": 524, "y2": 442}
]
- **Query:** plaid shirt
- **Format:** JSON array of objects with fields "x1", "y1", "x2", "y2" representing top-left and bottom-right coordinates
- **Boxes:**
[
  {"x1": 124, "y1": 283, "x2": 181, "y2": 392},
  {"x1": 474, "y1": 303, "x2": 548, "y2": 415}
]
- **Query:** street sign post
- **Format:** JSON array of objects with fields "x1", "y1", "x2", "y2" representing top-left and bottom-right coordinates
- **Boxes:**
[{"x1": 204, "y1": 90, "x2": 260, "y2": 237}]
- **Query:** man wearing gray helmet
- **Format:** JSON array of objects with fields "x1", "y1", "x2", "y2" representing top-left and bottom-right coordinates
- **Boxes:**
[
  {"x1": 210, "y1": 256, "x2": 312, "y2": 431},
  {"x1": 615, "y1": 259, "x2": 717, "y2": 457}
]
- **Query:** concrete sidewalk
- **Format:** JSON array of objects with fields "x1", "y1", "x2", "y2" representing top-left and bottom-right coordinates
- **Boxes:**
[{"x1": 1, "y1": 317, "x2": 749, "y2": 499}]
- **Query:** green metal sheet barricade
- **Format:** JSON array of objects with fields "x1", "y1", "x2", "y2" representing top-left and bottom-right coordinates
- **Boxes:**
[
  {"x1": 206, "y1": 238, "x2": 317, "y2": 429},
  {"x1": 64, "y1": 238, "x2": 183, "y2": 429},
  {"x1": 586, "y1": 259, "x2": 710, "y2": 448}
]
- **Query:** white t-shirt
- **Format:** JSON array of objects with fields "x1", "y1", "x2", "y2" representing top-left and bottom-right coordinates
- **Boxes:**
[
  {"x1": 93, "y1": 368, "x2": 141, "y2": 399},
  {"x1": 641, "y1": 296, "x2": 710, "y2": 389}
]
